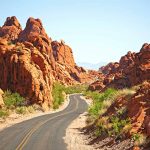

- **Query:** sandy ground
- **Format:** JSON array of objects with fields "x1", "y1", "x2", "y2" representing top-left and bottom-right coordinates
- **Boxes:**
[
  {"x1": 0, "y1": 95, "x2": 70, "y2": 132},
  {"x1": 64, "y1": 112, "x2": 95, "y2": 150}
]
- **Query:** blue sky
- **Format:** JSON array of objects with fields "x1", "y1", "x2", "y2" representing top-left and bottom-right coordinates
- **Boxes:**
[{"x1": 0, "y1": 0, "x2": 150, "y2": 63}]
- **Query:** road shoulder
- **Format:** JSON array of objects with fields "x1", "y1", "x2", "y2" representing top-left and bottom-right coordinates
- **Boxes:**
[
  {"x1": 64, "y1": 96, "x2": 96, "y2": 150},
  {"x1": 0, "y1": 95, "x2": 71, "y2": 132}
]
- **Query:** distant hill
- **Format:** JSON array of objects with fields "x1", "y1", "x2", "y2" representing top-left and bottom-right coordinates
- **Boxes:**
[{"x1": 77, "y1": 62, "x2": 107, "y2": 70}]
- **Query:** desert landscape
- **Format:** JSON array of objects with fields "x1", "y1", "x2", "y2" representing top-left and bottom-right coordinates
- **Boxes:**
[{"x1": 0, "y1": 1, "x2": 149, "y2": 150}]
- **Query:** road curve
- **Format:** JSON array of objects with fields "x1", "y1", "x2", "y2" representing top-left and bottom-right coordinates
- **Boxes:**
[{"x1": 0, "y1": 94, "x2": 88, "y2": 150}]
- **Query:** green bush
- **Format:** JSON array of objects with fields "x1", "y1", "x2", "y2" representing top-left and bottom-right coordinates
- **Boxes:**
[
  {"x1": 0, "y1": 109, "x2": 9, "y2": 118},
  {"x1": 132, "y1": 133, "x2": 147, "y2": 145},
  {"x1": 3, "y1": 90, "x2": 25, "y2": 108},
  {"x1": 65, "y1": 84, "x2": 88, "y2": 94},
  {"x1": 52, "y1": 82, "x2": 66, "y2": 109},
  {"x1": 52, "y1": 82, "x2": 87, "y2": 109},
  {"x1": 84, "y1": 87, "x2": 136, "y2": 138},
  {"x1": 86, "y1": 88, "x2": 117, "y2": 118},
  {"x1": 110, "y1": 116, "x2": 131, "y2": 136}
]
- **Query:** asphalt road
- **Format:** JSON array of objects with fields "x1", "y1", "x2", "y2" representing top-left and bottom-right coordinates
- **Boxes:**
[{"x1": 0, "y1": 94, "x2": 88, "y2": 150}]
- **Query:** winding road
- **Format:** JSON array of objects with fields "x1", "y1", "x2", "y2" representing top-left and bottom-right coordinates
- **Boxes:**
[{"x1": 0, "y1": 94, "x2": 88, "y2": 150}]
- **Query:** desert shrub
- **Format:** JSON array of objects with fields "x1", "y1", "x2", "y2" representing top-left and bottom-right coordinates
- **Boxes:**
[
  {"x1": 87, "y1": 88, "x2": 117, "y2": 119},
  {"x1": 110, "y1": 116, "x2": 131, "y2": 136},
  {"x1": 116, "y1": 88, "x2": 136, "y2": 99},
  {"x1": 52, "y1": 82, "x2": 66, "y2": 109},
  {"x1": 3, "y1": 90, "x2": 25, "y2": 108},
  {"x1": 52, "y1": 82, "x2": 87, "y2": 109},
  {"x1": 65, "y1": 84, "x2": 87, "y2": 94},
  {"x1": 0, "y1": 109, "x2": 9, "y2": 118},
  {"x1": 94, "y1": 117, "x2": 110, "y2": 136},
  {"x1": 94, "y1": 115, "x2": 131, "y2": 137},
  {"x1": 32, "y1": 104, "x2": 44, "y2": 112},
  {"x1": 26, "y1": 106, "x2": 35, "y2": 113},
  {"x1": 84, "y1": 87, "x2": 136, "y2": 138},
  {"x1": 16, "y1": 106, "x2": 27, "y2": 114},
  {"x1": 132, "y1": 133, "x2": 147, "y2": 146}
]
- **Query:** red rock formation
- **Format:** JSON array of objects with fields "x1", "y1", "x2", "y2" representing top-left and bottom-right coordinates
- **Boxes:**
[
  {"x1": 51, "y1": 40, "x2": 101, "y2": 85},
  {"x1": 52, "y1": 40, "x2": 75, "y2": 67},
  {"x1": 90, "y1": 44, "x2": 150, "y2": 92},
  {"x1": 0, "y1": 16, "x2": 22, "y2": 41},
  {"x1": 127, "y1": 81, "x2": 150, "y2": 136},
  {"x1": 18, "y1": 17, "x2": 55, "y2": 69},
  {"x1": 99, "y1": 62, "x2": 119, "y2": 74},
  {"x1": 0, "y1": 16, "x2": 99, "y2": 109},
  {"x1": 113, "y1": 44, "x2": 150, "y2": 88},
  {"x1": 88, "y1": 80, "x2": 105, "y2": 91},
  {"x1": 0, "y1": 39, "x2": 53, "y2": 110}
]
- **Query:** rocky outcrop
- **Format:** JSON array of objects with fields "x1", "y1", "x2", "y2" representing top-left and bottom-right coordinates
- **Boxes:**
[
  {"x1": 0, "y1": 39, "x2": 53, "y2": 110},
  {"x1": 0, "y1": 16, "x2": 22, "y2": 41},
  {"x1": 18, "y1": 17, "x2": 55, "y2": 69},
  {"x1": 0, "y1": 16, "x2": 99, "y2": 109},
  {"x1": 52, "y1": 40, "x2": 75, "y2": 67},
  {"x1": 90, "y1": 44, "x2": 150, "y2": 92},
  {"x1": 127, "y1": 81, "x2": 150, "y2": 136},
  {"x1": 88, "y1": 80, "x2": 105, "y2": 91},
  {"x1": 99, "y1": 62, "x2": 119, "y2": 74},
  {"x1": 51, "y1": 40, "x2": 102, "y2": 85},
  {"x1": 111, "y1": 44, "x2": 150, "y2": 89}
]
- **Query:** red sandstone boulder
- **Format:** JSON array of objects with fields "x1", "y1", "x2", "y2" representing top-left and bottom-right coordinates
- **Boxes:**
[{"x1": 116, "y1": 45, "x2": 150, "y2": 88}]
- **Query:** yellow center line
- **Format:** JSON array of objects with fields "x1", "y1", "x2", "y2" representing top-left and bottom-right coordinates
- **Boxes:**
[{"x1": 16, "y1": 96, "x2": 79, "y2": 150}]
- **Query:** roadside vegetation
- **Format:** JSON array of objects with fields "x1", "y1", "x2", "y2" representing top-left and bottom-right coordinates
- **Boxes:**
[
  {"x1": 52, "y1": 82, "x2": 87, "y2": 109},
  {"x1": 82, "y1": 86, "x2": 147, "y2": 146},
  {"x1": 0, "y1": 82, "x2": 87, "y2": 119},
  {"x1": 0, "y1": 90, "x2": 40, "y2": 119},
  {"x1": 51, "y1": 82, "x2": 148, "y2": 147}
]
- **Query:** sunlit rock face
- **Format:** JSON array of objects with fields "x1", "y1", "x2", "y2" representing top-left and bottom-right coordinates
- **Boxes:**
[{"x1": 0, "y1": 16, "x2": 100, "y2": 110}]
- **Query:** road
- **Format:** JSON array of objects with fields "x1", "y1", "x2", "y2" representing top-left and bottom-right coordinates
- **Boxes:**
[{"x1": 0, "y1": 94, "x2": 88, "y2": 150}]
